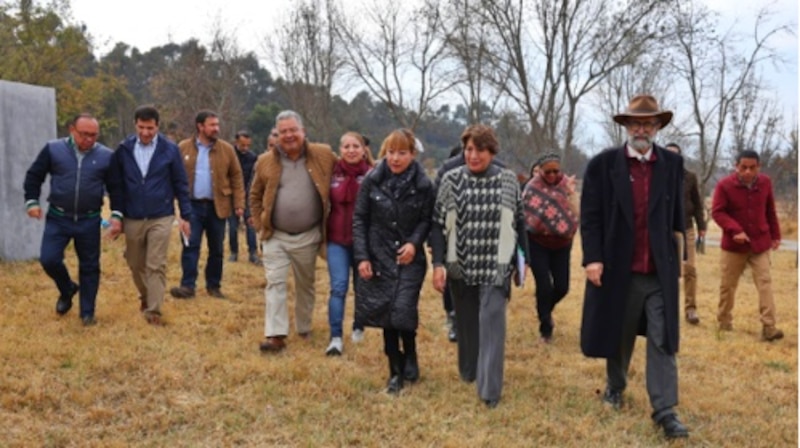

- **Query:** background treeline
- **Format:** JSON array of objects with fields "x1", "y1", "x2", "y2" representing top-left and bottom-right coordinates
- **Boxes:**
[{"x1": 0, "y1": 0, "x2": 797, "y2": 210}]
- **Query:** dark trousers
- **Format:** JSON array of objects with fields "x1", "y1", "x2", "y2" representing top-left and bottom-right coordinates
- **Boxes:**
[
  {"x1": 181, "y1": 200, "x2": 226, "y2": 289},
  {"x1": 383, "y1": 328, "x2": 416, "y2": 361},
  {"x1": 40, "y1": 214, "x2": 101, "y2": 318},
  {"x1": 227, "y1": 214, "x2": 257, "y2": 256},
  {"x1": 606, "y1": 273, "x2": 679, "y2": 422},
  {"x1": 442, "y1": 283, "x2": 454, "y2": 313},
  {"x1": 449, "y1": 278, "x2": 508, "y2": 402},
  {"x1": 528, "y1": 239, "x2": 572, "y2": 337}
]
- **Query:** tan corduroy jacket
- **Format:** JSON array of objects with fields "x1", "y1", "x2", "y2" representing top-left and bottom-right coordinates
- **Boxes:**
[
  {"x1": 178, "y1": 137, "x2": 245, "y2": 219},
  {"x1": 249, "y1": 142, "x2": 336, "y2": 253}
]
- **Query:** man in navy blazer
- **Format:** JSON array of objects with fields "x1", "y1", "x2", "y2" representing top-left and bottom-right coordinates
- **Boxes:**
[
  {"x1": 580, "y1": 95, "x2": 688, "y2": 439},
  {"x1": 108, "y1": 105, "x2": 192, "y2": 325}
]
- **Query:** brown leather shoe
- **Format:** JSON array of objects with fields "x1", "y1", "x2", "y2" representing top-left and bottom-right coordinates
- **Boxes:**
[
  {"x1": 170, "y1": 286, "x2": 195, "y2": 299},
  {"x1": 685, "y1": 309, "x2": 700, "y2": 325},
  {"x1": 144, "y1": 312, "x2": 164, "y2": 326},
  {"x1": 259, "y1": 336, "x2": 286, "y2": 352},
  {"x1": 762, "y1": 326, "x2": 784, "y2": 342},
  {"x1": 207, "y1": 288, "x2": 226, "y2": 300}
]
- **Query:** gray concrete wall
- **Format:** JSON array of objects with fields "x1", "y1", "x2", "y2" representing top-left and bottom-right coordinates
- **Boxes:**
[{"x1": 0, "y1": 80, "x2": 57, "y2": 261}]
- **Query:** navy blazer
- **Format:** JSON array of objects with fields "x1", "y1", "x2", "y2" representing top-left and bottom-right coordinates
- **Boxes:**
[{"x1": 109, "y1": 134, "x2": 192, "y2": 220}]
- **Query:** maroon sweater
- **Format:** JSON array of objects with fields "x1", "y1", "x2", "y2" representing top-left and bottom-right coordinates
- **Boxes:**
[
  {"x1": 327, "y1": 159, "x2": 371, "y2": 246},
  {"x1": 712, "y1": 173, "x2": 780, "y2": 254},
  {"x1": 628, "y1": 152, "x2": 656, "y2": 274}
]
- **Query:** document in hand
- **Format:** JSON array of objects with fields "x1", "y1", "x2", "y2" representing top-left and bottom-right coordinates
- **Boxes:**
[{"x1": 515, "y1": 246, "x2": 526, "y2": 286}]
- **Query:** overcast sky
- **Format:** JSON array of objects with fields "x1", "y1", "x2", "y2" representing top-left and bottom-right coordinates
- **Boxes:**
[{"x1": 69, "y1": 0, "x2": 797, "y2": 124}]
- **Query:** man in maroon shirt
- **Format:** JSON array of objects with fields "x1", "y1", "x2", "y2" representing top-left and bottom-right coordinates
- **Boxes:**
[
  {"x1": 580, "y1": 95, "x2": 688, "y2": 439},
  {"x1": 711, "y1": 150, "x2": 783, "y2": 341}
]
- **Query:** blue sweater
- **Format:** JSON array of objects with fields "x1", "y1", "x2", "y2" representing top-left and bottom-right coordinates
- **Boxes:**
[
  {"x1": 24, "y1": 138, "x2": 113, "y2": 217},
  {"x1": 109, "y1": 134, "x2": 192, "y2": 220}
]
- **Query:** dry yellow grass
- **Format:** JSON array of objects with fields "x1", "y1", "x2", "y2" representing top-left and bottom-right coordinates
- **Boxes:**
[{"x1": 0, "y1": 223, "x2": 796, "y2": 447}]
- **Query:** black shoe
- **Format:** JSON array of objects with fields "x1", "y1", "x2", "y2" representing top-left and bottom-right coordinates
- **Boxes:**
[
  {"x1": 447, "y1": 311, "x2": 457, "y2": 342},
  {"x1": 403, "y1": 353, "x2": 419, "y2": 383},
  {"x1": 56, "y1": 282, "x2": 79, "y2": 315},
  {"x1": 658, "y1": 414, "x2": 689, "y2": 439},
  {"x1": 228, "y1": 253, "x2": 238, "y2": 262},
  {"x1": 602, "y1": 388, "x2": 623, "y2": 410},
  {"x1": 81, "y1": 316, "x2": 97, "y2": 326},
  {"x1": 249, "y1": 253, "x2": 260, "y2": 265},
  {"x1": 387, "y1": 374, "x2": 404, "y2": 395},
  {"x1": 483, "y1": 399, "x2": 499, "y2": 409}
]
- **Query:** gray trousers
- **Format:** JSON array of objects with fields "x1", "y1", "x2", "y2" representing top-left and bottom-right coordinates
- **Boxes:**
[
  {"x1": 449, "y1": 279, "x2": 508, "y2": 402},
  {"x1": 606, "y1": 273, "x2": 678, "y2": 422}
]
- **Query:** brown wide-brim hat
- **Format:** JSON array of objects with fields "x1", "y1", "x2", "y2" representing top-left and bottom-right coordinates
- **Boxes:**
[{"x1": 613, "y1": 95, "x2": 673, "y2": 128}]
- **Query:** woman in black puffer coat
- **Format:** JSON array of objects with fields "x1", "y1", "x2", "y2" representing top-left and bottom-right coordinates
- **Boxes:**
[{"x1": 353, "y1": 128, "x2": 434, "y2": 395}]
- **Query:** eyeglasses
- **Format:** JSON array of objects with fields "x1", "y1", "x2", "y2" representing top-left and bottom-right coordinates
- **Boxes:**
[
  {"x1": 626, "y1": 121, "x2": 659, "y2": 131},
  {"x1": 543, "y1": 169, "x2": 560, "y2": 175},
  {"x1": 75, "y1": 131, "x2": 98, "y2": 139}
]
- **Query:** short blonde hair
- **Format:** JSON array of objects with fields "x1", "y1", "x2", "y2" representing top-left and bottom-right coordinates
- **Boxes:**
[{"x1": 378, "y1": 128, "x2": 417, "y2": 158}]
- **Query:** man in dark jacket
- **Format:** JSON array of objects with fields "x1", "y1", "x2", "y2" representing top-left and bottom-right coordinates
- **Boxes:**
[
  {"x1": 227, "y1": 130, "x2": 259, "y2": 264},
  {"x1": 24, "y1": 113, "x2": 115, "y2": 326},
  {"x1": 665, "y1": 143, "x2": 706, "y2": 324},
  {"x1": 580, "y1": 95, "x2": 688, "y2": 439},
  {"x1": 108, "y1": 105, "x2": 192, "y2": 325}
]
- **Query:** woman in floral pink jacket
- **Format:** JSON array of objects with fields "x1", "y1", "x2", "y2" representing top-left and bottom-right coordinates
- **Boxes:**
[{"x1": 521, "y1": 153, "x2": 579, "y2": 343}]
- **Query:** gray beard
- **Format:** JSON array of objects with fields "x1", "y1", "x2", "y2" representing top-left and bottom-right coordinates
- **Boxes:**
[{"x1": 630, "y1": 136, "x2": 652, "y2": 152}]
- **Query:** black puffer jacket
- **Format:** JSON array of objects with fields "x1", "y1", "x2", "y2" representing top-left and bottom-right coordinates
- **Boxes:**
[{"x1": 353, "y1": 160, "x2": 435, "y2": 331}]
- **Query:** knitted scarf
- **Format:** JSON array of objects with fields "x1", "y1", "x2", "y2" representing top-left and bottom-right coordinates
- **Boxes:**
[
  {"x1": 335, "y1": 159, "x2": 371, "y2": 204},
  {"x1": 521, "y1": 174, "x2": 577, "y2": 238}
]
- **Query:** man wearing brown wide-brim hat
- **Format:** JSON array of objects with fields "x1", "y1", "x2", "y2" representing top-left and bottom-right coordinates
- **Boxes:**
[{"x1": 579, "y1": 94, "x2": 689, "y2": 439}]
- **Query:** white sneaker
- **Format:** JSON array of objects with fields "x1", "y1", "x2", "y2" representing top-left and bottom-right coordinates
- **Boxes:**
[
  {"x1": 325, "y1": 337, "x2": 343, "y2": 356},
  {"x1": 351, "y1": 329, "x2": 364, "y2": 343}
]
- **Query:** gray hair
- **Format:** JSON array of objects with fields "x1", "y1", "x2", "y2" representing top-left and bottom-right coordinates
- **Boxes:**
[{"x1": 276, "y1": 110, "x2": 304, "y2": 128}]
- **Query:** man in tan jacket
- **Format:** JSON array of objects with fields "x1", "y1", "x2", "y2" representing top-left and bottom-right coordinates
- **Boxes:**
[
  {"x1": 171, "y1": 110, "x2": 245, "y2": 300},
  {"x1": 250, "y1": 110, "x2": 336, "y2": 352}
]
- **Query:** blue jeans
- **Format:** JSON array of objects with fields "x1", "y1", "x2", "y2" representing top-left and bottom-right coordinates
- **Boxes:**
[
  {"x1": 326, "y1": 242, "x2": 362, "y2": 338},
  {"x1": 227, "y1": 215, "x2": 257, "y2": 255},
  {"x1": 181, "y1": 200, "x2": 226, "y2": 289},
  {"x1": 40, "y1": 213, "x2": 101, "y2": 318}
]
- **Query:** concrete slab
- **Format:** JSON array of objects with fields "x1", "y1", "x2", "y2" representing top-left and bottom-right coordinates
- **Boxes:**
[{"x1": 0, "y1": 80, "x2": 57, "y2": 261}]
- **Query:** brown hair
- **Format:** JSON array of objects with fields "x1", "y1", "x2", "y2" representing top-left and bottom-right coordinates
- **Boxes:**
[
  {"x1": 340, "y1": 131, "x2": 375, "y2": 165},
  {"x1": 378, "y1": 128, "x2": 417, "y2": 158},
  {"x1": 460, "y1": 124, "x2": 499, "y2": 154}
]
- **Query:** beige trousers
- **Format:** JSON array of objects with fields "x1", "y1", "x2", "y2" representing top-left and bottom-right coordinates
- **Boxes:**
[
  {"x1": 683, "y1": 227, "x2": 698, "y2": 311},
  {"x1": 718, "y1": 249, "x2": 776, "y2": 327},
  {"x1": 123, "y1": 216, "x2": 174, "y2": 315},
  {"x1": 261, "y1": 227, "x2": 321, "y2": 337}
]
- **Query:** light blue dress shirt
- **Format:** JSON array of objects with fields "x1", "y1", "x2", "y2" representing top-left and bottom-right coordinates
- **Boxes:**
[{"x1": 193, "y1": 139, "x2": 213, "y2": 200}]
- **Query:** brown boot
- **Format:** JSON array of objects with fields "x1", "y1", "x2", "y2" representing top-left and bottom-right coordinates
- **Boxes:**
[
  {"x1": 259, "y1": 336, "x2": 287, "y2": 352},
  {"x1": 762, "y1": 326, "x2": 784, "y2": 342},
  {"x1": 685, "y1": 309, "x2": 700, "y2": 325}
]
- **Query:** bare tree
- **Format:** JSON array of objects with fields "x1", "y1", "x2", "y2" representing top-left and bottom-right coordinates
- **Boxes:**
[
  {"x1": 473, "y1": 0, "x2": 672, "y2": 170},
  {"x1": 666, "y1": 3, "x2": 793, "y2": 198},
  {"x1": 335, "y1": 0, "x2": 457, "y2": 130},
  {"x1": 265, "y1": 0, "x2": 344, "y2": 142},
  {"x1": 440, "y1": 0, "x2": 501, "y2": 125}
]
